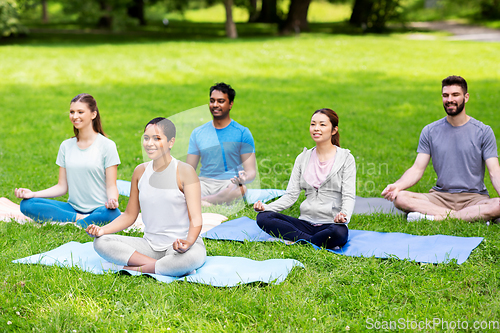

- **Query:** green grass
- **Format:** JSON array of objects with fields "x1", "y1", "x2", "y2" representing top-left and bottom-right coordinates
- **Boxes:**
[{"x1": 1, "y1": 27, "x2": 500, "y2": 331}]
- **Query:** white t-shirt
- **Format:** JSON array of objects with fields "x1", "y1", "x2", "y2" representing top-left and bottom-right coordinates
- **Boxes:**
[{"x1": 56, "y1": 134, "x2": 120, "y2": 213}]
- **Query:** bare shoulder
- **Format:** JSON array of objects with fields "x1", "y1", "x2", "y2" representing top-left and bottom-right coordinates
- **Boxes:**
[
  {"x1": 177, "y1": 161, "x2": 199, "y2": 181},
  {"x1": 177, "y1": 161, "x2": 196, "y2": 174},
  {"x1": 132, "y1": 162, "x2": 148, "y2": 180}
]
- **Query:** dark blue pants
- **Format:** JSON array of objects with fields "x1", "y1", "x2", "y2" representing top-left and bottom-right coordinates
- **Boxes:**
[
  {"x1": 256, "y1": 211, "x2": 348, "y2": 249},
  {"x1": 20, "y1": 198, "x2": 121, "y2": 228}
]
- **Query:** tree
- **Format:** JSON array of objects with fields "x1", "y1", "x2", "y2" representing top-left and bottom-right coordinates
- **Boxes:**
[
  {"x1": 280, "y1": 0, "x2": 312, "y2": 34},
  {"x1": 247, "y1": 0, "x2": 258, "y2": 22},
  {"x1": 0, "y1": 0, "x2": 28, "y2": 37},
  {"x1": 480, "y1": 0, "x2": 500, "y2": 19},
  {"x1": 41, "y1": 0, "x2": 48, "y2": 23},
  {"x1": 349, "y1": 0, "x2": 403, "y2": 32},
  {"x1": 127, "y1": 0, "x2": 145, "y2": 26},
  {"x1": 60, "y1": 0, "x2": 140, "y2": 30},
  {"x1": 255, "y1": 0, "x2": 281, "y2": 23},
  {"x1": 223, "y1": 0, "x2": 237, "y2": 38}
]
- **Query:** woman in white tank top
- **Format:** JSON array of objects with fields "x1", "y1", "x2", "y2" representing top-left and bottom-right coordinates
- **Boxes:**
[{"x1": 86, "y1": 117, "x2": 206, "y2": 276}]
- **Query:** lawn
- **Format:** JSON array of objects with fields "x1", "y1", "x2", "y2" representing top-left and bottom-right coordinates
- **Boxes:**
[{"x1": 1, "y1": 26, "x2": 500, "y2": 331}]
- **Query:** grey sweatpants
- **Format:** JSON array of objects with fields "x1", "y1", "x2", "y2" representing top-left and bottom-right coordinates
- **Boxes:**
[{"x1": 93, "y1": 234, "x2": 206, "y2": 276}]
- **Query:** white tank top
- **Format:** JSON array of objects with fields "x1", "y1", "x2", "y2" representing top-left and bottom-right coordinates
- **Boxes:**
[{"x1": 138, "y1": 157, "x2": 190, "y2": 251}]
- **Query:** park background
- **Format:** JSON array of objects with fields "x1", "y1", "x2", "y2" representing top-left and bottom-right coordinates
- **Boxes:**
[{"x1": 1, "y1": 0, "x2": 500, "y2": 331}]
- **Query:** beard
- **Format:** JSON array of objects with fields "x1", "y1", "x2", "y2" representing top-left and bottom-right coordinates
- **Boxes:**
[{"x1": 443, "y1": 99, "x2": 465, "y2": 116}]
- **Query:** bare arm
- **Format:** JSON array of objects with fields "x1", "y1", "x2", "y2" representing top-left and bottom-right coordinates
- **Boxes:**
[
  {"x1": 15, "y1": 167, "x2": 68, "y2": 199},
  {"x1": 381, "y1": 153, "x2": 431, "y2": 201},
  {"x1": 186, "y1": 154, "x2": 200, "y2": 171},
  {"x1": 86, "y1": 164, "x2": 145, "y2": 237},
  {"x1": 173, "y1": 162, "x2": 202, "y2": 253},
  {"x1": 104, "y1": 165, "x2": 119, "y2": 209},
  {"x1": 232, "y1": 152, "x2": 256, "y2": 185},
  {"x1": 486, "y1": 157, "x2": 500, "y2": 196}
]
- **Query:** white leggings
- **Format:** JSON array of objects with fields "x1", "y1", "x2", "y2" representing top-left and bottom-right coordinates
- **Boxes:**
[{"x1": 93, "y1": 235, "x2": 206, "y2": 276}]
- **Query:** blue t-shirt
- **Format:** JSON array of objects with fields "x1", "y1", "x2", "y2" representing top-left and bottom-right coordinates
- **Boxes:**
[
  {"x1": 188, "y1": 120, "x2": 255, "y2": 180},
  {"x1": 417, "y1": 117, "x2": 498, "y2": 195}
]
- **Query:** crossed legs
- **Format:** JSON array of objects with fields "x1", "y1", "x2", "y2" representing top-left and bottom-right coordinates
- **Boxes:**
[
  {"x1": 394, "y1": 190, "x2": 500, "y2": 221},
  {"x1": 20, "y1": 198, "x2": 120, "y2": 226},
  {"x1": 200, "y1": 177, "x2": 247, "y2": 206},
  {"x1": 256, "y1": 211, "x2": 348, "y2": 249},
  {"x1": 93, "y1": 235, "x2": 206, "y2": 276}
]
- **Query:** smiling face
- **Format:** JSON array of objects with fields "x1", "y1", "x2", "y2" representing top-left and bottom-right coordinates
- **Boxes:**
[
  {"x1": 209, "y1": 90, "x2": 233, "y2": 120},
  {"x1": 69, "y1": 101, "x2": 96, "y2": 130},
  {"x1": 442, "y1": 85, "x2": 469, "y2": 116},
  {"x1": 143, "y1": 124, "x2": 175, "y2": 161},
  {"x1": 310, "y1": 113, "x2": 338, "y2": 145}
]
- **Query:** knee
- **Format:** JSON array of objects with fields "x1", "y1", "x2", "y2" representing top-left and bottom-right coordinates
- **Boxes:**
[
  {"x1": 329, "y1": 225, "x2": 349, "y2": 247},
  {"x1": 108, "y1": 207, "x2": 122, "y2": 220},
  {"x1": 20, "y1": 198, "x2": 37, "y2": 214},
  {"x1": 88, "y1": 206, "x2": 121, "y2": 226},
  {"x1": 394, "y1": 191, "x2": 412, "y2": 211},
  {"x1": 486, "y1": 198, "x2": 500, "y2": 219},
  {"x1": 156, "y1": 245, "x2": 206, "y2": 276},
  {"x1": 256, "y1": 211, "x2": 274, "y2": 228},
  {"x1": 93, "y1": 235, "x2": 111, "y2": 254}
]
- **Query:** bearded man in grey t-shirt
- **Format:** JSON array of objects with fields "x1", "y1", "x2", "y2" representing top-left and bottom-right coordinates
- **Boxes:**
[{"x1": 381, "y1": 75, "x2": 500, "y2": 222}]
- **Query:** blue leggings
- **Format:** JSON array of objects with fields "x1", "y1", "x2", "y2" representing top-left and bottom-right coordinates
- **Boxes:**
[
  {"x1": 20, "y1": 198, "x2": 121, "y2": 228},
  {"x1": 256, "y1": 211, "x2": 348, "y2": 249}
]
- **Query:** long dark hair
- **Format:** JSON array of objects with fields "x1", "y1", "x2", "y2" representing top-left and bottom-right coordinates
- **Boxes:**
[
  {"x1": 70, "y1": 93, "x2": 106, "y2": 139},
  {"x1": 312, "y1": 108, "x2": 340, "y2": 147}
]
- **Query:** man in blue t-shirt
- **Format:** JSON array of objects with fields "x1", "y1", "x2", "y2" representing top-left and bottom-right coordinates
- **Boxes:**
[
  {"x1": 382, "y1": 75, "x2": 500, "y2": 222},
  {"x1": 187, "y1": 82, "x2": 256, "y2": 205}
]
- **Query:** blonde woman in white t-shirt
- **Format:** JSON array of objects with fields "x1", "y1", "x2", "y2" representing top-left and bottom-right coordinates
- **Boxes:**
[
  {"x1": 86, "y1": 117, "x2": 206, "y2": 276},
  {"x1": 15, "y1": 93, "x2": 121, "y2": 228}
]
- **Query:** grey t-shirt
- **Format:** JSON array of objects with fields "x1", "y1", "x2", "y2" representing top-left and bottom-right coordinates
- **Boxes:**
[
  {"x1": 56, "y1": 134, "x2": 120, "y2": 212},
  {"x1": 417, "y1": 117, "x2": 497, "y2": 195}
]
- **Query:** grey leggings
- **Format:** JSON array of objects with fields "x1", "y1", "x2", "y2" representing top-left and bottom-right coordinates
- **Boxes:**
[{"x1": 93, "y1": 235, "x2": 206, "y2": 276}]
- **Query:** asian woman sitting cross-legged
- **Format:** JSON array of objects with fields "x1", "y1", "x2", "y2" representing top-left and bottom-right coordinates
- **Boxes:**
[{"x1": 254, "y1": 108, "x2": 356, "y2": 249}]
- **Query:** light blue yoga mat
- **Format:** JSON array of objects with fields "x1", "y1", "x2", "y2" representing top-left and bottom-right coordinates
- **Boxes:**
[
  {"x1": 117, "y1": 180, "x2": 285, "y2": 204},
  {"x1": 12, "y1": 241, "x2": 303, "y2": 287},
  {"x1": 202, "y1": 217, "x2": 483, "y2": 265}
]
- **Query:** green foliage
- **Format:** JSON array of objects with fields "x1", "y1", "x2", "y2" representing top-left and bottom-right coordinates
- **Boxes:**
[
  {"x1": 350, "y1": 0, "x2": 405, "y2": 32},
  {"x1": 403, "y1": 0, "x2": 497, "y2": 22},
  {"x1": 0, "y1": 0, "x2": 27, "y2": 37},
  {"x1": 480, "y1": 0, "x2": 500, "y2": 19},
  {"x1": 61, "y1": 0, "x2": 140, "y2": 30}
]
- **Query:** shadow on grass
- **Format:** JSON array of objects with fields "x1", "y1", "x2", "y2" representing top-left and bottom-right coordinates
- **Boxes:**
[{"x1": 1, "y1": 21, "x2": 436, "y2": 46}]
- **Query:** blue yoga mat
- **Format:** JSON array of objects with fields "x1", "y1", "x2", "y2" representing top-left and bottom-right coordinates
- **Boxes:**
[
  {"x1": 202, "y1": 217, "x2": 483, "y2": 265},
  {"x1": 117, "y1": 180, "x2": 285, "y2": 204},
  {"x1": 12, "y1": 241, "x2": 303, "y2": 287}
]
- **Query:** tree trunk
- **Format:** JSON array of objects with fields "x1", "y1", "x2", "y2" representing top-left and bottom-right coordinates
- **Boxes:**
[
  {"x1": 127, "y1": 0, "x2": 146, "y2": 26},
  {"x1": 97, "y1": 1, "x2": 113, "y2": 29},
  {"x1": 224, "y1": 0, "x2": 238, "y2": 39},
  {"x1": 41, "y1": 0, "x2": 49, "y2": 23},
  {"x1": 280, "y1": 0, "x2": 311, "y2": 34},
  {"x1": 256, "y1": 0, "x2": 280, "y2": 23},
  {"x1": 349, "y1": 0, "x2": 374, "y2": 27},
  {"x1": 248, "y1": 0, "x2": 259, "y2": 22}
]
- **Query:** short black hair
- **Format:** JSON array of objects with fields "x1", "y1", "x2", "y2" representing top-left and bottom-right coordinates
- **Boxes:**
[
  {"x1": 145, "y1": 117, "x2": 176, "y2": 140},
  {"x1": 442, "y1": 75, "x2": 468, "y2": 94},
  {"x1": 210, "y1": 82, "x2": 236, "y2": 103}
]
